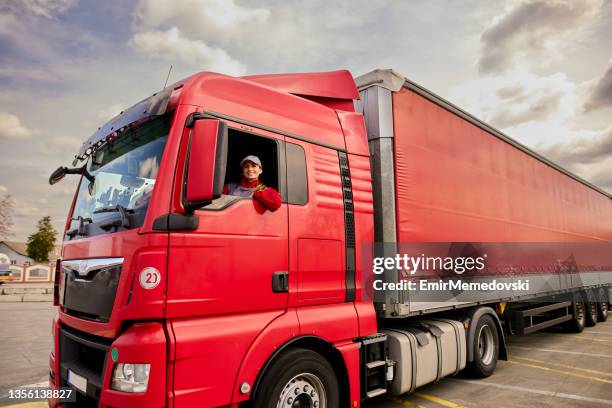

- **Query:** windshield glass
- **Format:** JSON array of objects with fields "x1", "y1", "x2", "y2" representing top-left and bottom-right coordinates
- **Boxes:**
[{"x1": 68, "y1": 114, "x2": 172, "y2": 239}]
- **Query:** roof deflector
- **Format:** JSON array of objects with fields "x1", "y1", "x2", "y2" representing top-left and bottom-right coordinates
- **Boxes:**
[{"x1": 244, "y1": 70, "x2": 359, "y2": 100}]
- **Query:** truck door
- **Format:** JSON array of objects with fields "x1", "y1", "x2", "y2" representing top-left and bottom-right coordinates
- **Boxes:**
[
  {"x1": 166, "y1": 127, "x2": 289, "y2": 316},
  {"x1": 285, "y1": 137, "x2": 347, "y2": 307}
]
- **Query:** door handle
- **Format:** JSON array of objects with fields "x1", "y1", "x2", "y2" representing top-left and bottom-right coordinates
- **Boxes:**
[{"x1": 272, "y1": 271, "x2": 289, "y2": 293}]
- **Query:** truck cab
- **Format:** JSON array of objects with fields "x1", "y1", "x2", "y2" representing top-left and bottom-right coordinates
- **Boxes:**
[{"x1": 50, "y1": 70, "x2": 376, "y2": 407}]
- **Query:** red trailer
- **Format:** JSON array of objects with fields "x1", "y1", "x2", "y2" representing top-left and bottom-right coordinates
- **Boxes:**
[{"x1": 48, "y1": 69, "x2": 612, "y2": 407}]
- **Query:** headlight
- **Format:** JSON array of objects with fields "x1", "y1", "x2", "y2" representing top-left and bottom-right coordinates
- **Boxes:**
[{"x1": 111, "y1": 363, "x2": 150, "y2": 393}]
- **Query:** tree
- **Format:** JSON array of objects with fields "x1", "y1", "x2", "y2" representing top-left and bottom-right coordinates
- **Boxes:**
[
  {"x1": 27, "y1": 216, "x2": 57, "y2": 263},
  {"x1": 0, "y1": 193, "x2": 14, "y2": 239}
]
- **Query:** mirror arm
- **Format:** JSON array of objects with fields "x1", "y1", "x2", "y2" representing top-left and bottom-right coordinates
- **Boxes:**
[
  {"x1": 64, "y1": 165, "x2": 95, "y2": 183},
  {"x1": 81, "y1": 166, "x2": 95, "y2": 184}
]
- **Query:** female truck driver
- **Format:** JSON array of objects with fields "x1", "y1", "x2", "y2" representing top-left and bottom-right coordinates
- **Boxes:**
[{"x1": 223, "y1": 155, "x2": 282, "y2": 211}]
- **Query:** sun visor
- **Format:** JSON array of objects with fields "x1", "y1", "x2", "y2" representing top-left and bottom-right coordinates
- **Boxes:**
[{"x1": 74, "y1": 88, "x2": 172, "y2": 164}]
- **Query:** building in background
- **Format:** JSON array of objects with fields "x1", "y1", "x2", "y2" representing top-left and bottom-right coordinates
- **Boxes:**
[{"x1": 0, "y1": 241, "x2": 61, "y2": 283}]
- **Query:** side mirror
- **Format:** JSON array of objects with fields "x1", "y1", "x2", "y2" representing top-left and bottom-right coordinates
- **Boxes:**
[
  {"x1": 184, "y1": 118, "x2": 228, "y2": 212},
  {"x1": 49, "y1": 167, "x2": 67, "y2": 185}
]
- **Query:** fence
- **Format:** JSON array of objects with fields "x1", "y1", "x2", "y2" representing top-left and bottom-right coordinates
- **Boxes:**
[{"x1": 6, "y1": 262, "x2": 56, "y2": 283}]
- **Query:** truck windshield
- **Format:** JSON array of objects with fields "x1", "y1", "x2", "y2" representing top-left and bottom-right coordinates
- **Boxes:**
[{"x1": 67, "y1": 114, "x2": 172, "y2": 239}]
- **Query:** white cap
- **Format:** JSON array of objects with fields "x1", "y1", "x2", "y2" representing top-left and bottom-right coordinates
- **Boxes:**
[{"x1": 240, "y1": 155, "x2": 262, "y2": 168}]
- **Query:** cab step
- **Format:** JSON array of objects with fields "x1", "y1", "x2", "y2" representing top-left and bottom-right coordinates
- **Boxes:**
[{"x1": 359, "y1": 334, "x2": 389, "y2": 400}]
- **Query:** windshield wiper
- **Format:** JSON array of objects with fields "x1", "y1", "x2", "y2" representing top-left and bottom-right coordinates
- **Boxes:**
[
  {"x1": 94, "y1": 205, "x2": 134, "y2": 231},
  {"x1": 66, "y1": 216, "x2": 92, "y2": 239}
]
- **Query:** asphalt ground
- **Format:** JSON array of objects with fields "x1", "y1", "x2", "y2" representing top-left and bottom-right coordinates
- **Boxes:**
[{"x1": 0, "y1": 302, "x2": 610, "y2": 407}]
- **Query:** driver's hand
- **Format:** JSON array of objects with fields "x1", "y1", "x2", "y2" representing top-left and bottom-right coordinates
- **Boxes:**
[{"x1": 253, "y1": 184, "x2": 266, "y2": 193}]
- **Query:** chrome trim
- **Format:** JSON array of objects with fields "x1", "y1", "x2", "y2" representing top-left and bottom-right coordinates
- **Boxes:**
[{"x1": 62, "y1": 258, "x2": 124, "y2": 277}]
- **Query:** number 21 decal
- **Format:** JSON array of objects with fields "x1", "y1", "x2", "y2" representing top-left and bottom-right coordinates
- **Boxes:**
[{"x1": 139, "y1": 267, "x2": 161, "y2": 289}]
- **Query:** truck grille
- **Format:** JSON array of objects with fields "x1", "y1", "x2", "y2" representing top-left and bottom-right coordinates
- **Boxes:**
[
  {"x1": 60, "y1": 258, "x2": 123, "y2": 322},
  {"x1": 59, "y1": 325, "x2": 112, "y2": 407}
]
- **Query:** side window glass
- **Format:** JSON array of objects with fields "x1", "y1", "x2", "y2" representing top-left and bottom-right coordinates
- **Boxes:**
[{"x1": 286, "y1": 143, "x2": 308, "y2": 205}]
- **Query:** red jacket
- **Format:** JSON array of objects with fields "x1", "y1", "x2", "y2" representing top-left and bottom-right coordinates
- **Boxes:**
[{"x1": 223, "y1": 179, "x2": 282, "y2": 211}]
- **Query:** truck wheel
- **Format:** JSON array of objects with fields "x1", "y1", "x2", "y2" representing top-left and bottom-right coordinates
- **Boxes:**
[
  {"x1": 466, "y1": 314, "x2": 498, "y2": 378},
  {"x1": 254, "y1": 348, "x2": 339, "y2": 408},
  {"x1": 585, "y1": 291, "x2": 598, "y2": 327},
  {"x1": 597, "y1": 288, "x2": 608, "y2": 322},
  {"x1": 566, "y1": 292, "x2": 586, "y2": 333}
]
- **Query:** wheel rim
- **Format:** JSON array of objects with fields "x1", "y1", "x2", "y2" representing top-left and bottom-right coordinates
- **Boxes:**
[
  {"x1": 599, "y1": 301, "x2": 608, "y2": 317},
  {"x1": 575, "y1": 301, "x2": 585, "y2": 323},
  {"x1": 276, "y1": 373, "x2": 326, "y2": 408},
  {"x1": 588, "y1": 302, "x2": 597, "y2": 321},
  {"x1": 477, "y1": 324, "x2": 495, "y2": 366}
]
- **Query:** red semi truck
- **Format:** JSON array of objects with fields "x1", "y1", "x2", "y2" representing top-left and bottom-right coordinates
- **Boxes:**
[{"x1": 48, "y1": 69, "x2": 612, "y2": 407}]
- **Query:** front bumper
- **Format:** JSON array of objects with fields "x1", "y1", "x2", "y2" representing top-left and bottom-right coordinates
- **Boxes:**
[{"x1": 49, "y1": 322, "x2": 167, "y2": 408}]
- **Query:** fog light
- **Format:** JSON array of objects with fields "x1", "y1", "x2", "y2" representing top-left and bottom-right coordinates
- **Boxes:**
[{"x1": 111, "y1": 363, "x2": 150, "y2": 393}]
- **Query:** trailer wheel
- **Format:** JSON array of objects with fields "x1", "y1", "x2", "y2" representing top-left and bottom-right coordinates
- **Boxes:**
[
  {"x1": 466, "y1": 314, "x2": 498, "y2": 378},
  {"x1": 585, "y1": 291, "x2": 598, "y2": 327},
  {"x1": 566, "y1": 292, "x2": 586, "y2": 333},
  {"x1": 253, "y1": 348, "x2": 339, "y2": 408},
  {"x1": 596, "y1": 288, "x2": 608, "y2": 322}
]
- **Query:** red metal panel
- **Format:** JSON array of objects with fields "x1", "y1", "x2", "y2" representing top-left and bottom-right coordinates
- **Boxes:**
[
  {"x1": 392, "y1": 88, "x2": 612, "y2": 243},
  {"x1": 59, "y1": 231, "x2": 168, "y2": 338},
  {"x1": 298, "y1": 303, "x2": 359, "y2": 340},
  {"x1": 230, "y1": 310, "x2": 299, "y2": 403},
  {"x1": 178, "y1": 73, "x2": 346, "y2": 151},
  {"x1": 286, "y1": 140, "x2": 346, "y2": 308},
  {"x1": 165, "y1": 198, "x2": 289, "y2": 317},
  {"x1": 165, "y1": 320, "x2": 176, "y2": 408},
  {"x1": 337, "y1": 111, "x2": 369, "y2": 156},
  {"x1": 297, "y1": 238, "x2": 344, "y2": 304},
  {"x1": 335, "y1": 341, "x2": 361, "y2": 408},
  {"x1": 170, "y1": 310, "x2": 283, "y2": 407},
  {"x1": 346, "y1": 153, "x2": 377, "y2": 335},
  {"x1": 100, "y1": 322, "x2": 167, "y2": 408},
  {"x1": 114, "y1": 249, "x2": 167, "y2": 321}
]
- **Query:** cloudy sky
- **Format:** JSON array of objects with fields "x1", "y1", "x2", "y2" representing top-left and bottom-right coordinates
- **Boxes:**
[{"x1": 1, "y1": 0, "x2": 611, "y2": 241}]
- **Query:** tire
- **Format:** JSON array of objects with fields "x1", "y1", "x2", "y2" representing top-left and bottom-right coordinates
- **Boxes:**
[
  {"x1": 253, "y1": 348, "x2": 339, "y2": 408},
  {"x1": 597, "y1": 288, "x2": 609, "y2": 323},
  {"x1": 585, "y1": 291, "x2": 598, "y2": 327},
  {"x1": 466, "y1": 314, "x2": 499, "y2": 378},
  {"x1": 566, "y1": 292, "x2": 586, "y2": 333}
]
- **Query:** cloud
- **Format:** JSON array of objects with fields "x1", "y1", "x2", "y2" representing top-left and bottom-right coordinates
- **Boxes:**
[
  {"x1": 538, "y1": 127, "x2": 612, "y2": 165},
  {"x1": 0, "y1": 0, "x2": 77, "y2": 19},
  {"x1": 589, "y1": 165, "x2": 612, "y2": 192},
  {"x1": 41, "y1": 135, "x2": 82, "y2": 154},
  {"x1": 0, "y1": 185, "x2": 7, "y2": 194},
  {"x1": 129, "y1": 0, "x2": 269, "y2": 76},
  {"x1": 130, "y1": 27, "x2": 246, "y2": 75},
  {"x1": 478, "y1": 0, "x2": 602, "y2": 74},
  {"x1": 129, "y1": 0, "x2": 385, "y2": 74},
  {"x1": 585, "y1": 62, "x2": 612, "y2": 112},
  {"x1": 535, "y1": 127, "x2": 612, "y2": 192},
  {"x1": 449, "y1": 69, "x2": 577, "y2": 137},
  {"x1": 97, "y1": 104, "x2": 126, "y2": 121},
  {"x1": 133, "y1": 0, "x2": 270, "y2": 39},
  {"x1": 0, "y1": 112, "x2": 33, "y2": 140}
]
